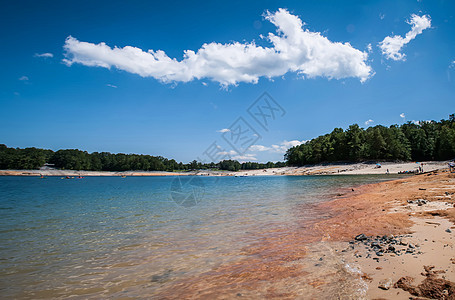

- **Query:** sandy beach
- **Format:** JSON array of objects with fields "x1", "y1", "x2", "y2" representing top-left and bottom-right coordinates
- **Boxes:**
[
  {"x1": 320, "y1": 168, "x2": 455, "y2": 299},
  {"x1": 0, "y1": 161, "x2": 449, "y2": 177}
]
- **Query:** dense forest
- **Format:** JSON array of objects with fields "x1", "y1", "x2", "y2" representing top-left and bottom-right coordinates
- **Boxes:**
[
  {"x1": 286, "y1": 114, "x2": 455, "y2": 166},
  {"x1": 0, "y1": 145, "x2": 285, "y2": 171}
]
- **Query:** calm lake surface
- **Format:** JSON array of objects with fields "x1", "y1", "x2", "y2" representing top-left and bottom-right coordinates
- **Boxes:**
[{"x1": 0, "y1": 175, "x2": 403, "y2": 299}]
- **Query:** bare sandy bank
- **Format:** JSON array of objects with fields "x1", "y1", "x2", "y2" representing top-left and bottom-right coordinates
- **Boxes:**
[
  {"x1": 1, "y1": 161, "x2": 449, "y2": 177},
  {"x1": 212, "y1": 161, "x2": 449, "y2": 176},
  {"x1": 322, "y1": 168, "x2": 455, "y2": 299}
]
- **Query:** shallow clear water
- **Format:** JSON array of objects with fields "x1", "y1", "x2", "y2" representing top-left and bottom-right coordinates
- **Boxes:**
[{"x1": 0, "y1": 175, "x2": 402, "y2": 298}]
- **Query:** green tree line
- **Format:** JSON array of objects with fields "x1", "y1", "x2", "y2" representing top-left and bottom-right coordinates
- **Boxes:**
[
  {"x1": 0, "y1": 145, "x2": 285, "y2": 171},
  {"x1": 285, "y1": 114, "x2": 455, "y2": 166}
]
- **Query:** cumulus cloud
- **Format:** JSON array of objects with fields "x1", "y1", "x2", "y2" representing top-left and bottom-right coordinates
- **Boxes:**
[
  {"x1": 34, "y1": 52, "x2": 54, "y2": 58},
  {"x1": 249, "y1": 140, "x2": 306, "y2": 154},
  {"x1": 217, "y1": 128, "x2": 230, "y2": 133},
  {"x1": 19, "y1": 76, "x2": 29, "y2": 81},
  {"x1": 218, "y1": 150, "x2": 238, "y2": 156},
  {"x1": 232, "y1": 153, "x2": 258, "y2": 161},
  {"x1": 365, "y1": 119, "x2": 374, "y2": 125},
  {"x1": 400, "y1": 113, "x2": 406, "y2": 119},
  {"x1": 379, "y1": 14, "x2": 431, "y2": 61},
  {"x1": 63, "y1": 9, "x2": 373, "y2": 86}
]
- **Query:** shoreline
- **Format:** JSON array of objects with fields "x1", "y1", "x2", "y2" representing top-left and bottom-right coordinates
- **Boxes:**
[
  {"x1": 321, "y1": 168, "x2": 455, "y2": 299},
  {"x1": 0, "y1": 161, "x2": 449, "y2": 177}
]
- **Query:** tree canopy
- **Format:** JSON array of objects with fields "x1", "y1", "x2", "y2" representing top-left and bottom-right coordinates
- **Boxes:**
[
  {"x1": 285, "y1": 114, "x2": 455, "y2": 166},
  {"x1": 0, "y1": 145, "x2": 284, "y2": 171}
]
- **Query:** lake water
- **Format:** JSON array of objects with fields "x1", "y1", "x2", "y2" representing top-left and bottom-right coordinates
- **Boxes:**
[{"x1": 0, "y1": 175, "x2": 402, "y2": 299}]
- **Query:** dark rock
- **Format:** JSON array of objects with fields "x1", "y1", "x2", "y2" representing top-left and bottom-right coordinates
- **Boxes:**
[
  {"x1": 151, "y1": 269, "x2": 173, "y2": 283},
  {"x1": 446, "y1": 228, "x2": 452, "y2": 233}
]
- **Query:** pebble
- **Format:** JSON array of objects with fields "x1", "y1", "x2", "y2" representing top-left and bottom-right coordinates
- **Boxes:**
[
  {"x1": 378, "y1": 278, "x2": 393, "y2": 290},
  {"x1": 355, "y1": 233, "x2": 368, "y2": 241}
]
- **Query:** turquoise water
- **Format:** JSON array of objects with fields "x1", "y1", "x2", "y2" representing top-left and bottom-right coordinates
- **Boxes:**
[{"x1": 0, "y1": 175, "x2": 401, "y2": 298}]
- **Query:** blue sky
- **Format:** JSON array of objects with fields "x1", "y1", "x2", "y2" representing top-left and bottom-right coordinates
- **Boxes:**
[{"x1": 1, "y1": 0, "x2": 454, "y2": 163}]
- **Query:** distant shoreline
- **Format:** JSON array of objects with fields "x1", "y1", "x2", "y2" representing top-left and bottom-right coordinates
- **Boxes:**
[{"x1": 0, "y1": 161, "x2": 449, "y2": 177}]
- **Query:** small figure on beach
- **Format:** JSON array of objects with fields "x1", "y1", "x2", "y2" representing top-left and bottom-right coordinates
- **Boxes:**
[{"x1": 449, "y1": 162, "x2": 455, "y2": 173}]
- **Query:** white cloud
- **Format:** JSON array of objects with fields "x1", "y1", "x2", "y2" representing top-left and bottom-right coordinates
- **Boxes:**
[
  {"x1": 249, "y1": 145, "x2": 271, "y2": 152},
  {"x1": 218, "y1": 150, "x2": 238, "y2": 156},
  {"x1": 63, "y1": 9, "x2": 373, "y2": 86},
  {"x1": 366, "y1": 43, "x2": 372, "y2": 53},
  {"x1": 249, "y1": 140, "x2": 306, "y2": 154},
  {"x1": 34, "y1": 52, "x2": 54, "y2": 58},
  {"x1": 400, "y1": 113, "x2": 406, "y2": 119},
  {"x1": 232, "y1": 153, "x2": 257, "y2": 161},
  {"x1": 106, "y1": 84, "x2": 117, "y2": 88},
  {"x1": 412, "y1": 120, "x2": 431, "y2": 125},
  {"x1": 379, "y1": 14, "x2": 431, "y2": 61},
  {"x1": 379, "y1": 13, "x2": 386, "y2": 20},
  {"x1": 19, "y1": 76, "x2": 29, "y2": 81},
  {"x1": 365, "y1": 119, "x2": 374, "y2": 125},
  {"x1": 217, "y1": 128, "x2": 230, "y2": 133}
]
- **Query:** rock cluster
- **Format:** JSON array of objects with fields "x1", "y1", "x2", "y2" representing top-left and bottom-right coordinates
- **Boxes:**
[
  {"x1": 350, "y1": 234, "x2": 421, "y2": 260},
  {"x1": 407, "y1": 199, "x2": 428, "y2": 206}
]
